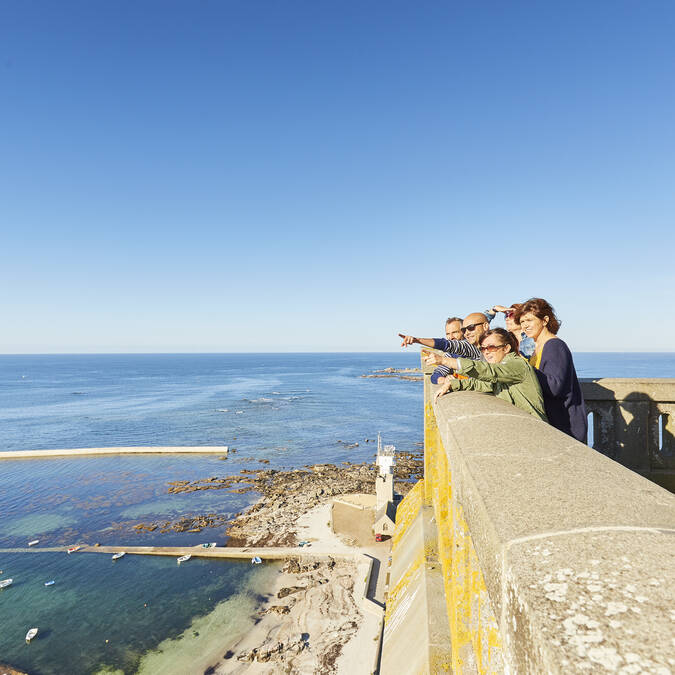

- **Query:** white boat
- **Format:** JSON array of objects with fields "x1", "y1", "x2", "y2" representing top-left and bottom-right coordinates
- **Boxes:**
[
  {"x1": 0, "y1": 578, "x2": 13, "y2": 589},
  {"x1": 112, "y1": 552, "x2": 126, "y2": 560},
  {"x1": 177, "y1": 554, "x2": 191, "y2": 564},
  {"x1": 67, "y1": 545, "x2": 82, "y2": 554},
  {"x1": 44, "y1": 580, "x2": 55, "y2": 586},
  {"x1": 251, "y1": 556, "x2": 262, "y2": 565},
  {"x1": 25, "y1": 628, "x2": 38, "y2": 643},
  {"x1": 28, "y1": 540, "x2": 39, "y2": 547}
]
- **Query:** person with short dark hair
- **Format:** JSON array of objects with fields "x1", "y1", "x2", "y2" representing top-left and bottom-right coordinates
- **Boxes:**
[
  {"x1": 429, "y1": 317, "x2": 464, "y2": 384},
  {"x1": 514, "y1": 298, "x2": 587, "y2": 443},
  {"x1": 432, "y1": 328, "x2": 547, "y2": 422}
]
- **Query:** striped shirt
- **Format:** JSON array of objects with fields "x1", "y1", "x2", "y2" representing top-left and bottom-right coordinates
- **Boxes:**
[{"x1": 430, "y1": 338, "x2": 483, "y2": 383}]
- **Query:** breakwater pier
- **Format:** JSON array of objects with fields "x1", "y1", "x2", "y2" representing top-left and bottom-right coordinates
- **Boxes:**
[
  {"x1": 0, "y1": 446, "x2": 228, "y2": 460},
  {"x1": 381, "y1": 365, "x2": 675, "y2": 673}
]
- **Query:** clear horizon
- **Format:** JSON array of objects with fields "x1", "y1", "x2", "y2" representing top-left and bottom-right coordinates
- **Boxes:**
[
  {"x1": 1, "y1": 350, "x2": 673, "y2": 356},
  {"x1": 2, "y1": 1, "x2": 673, "y2": 354}
]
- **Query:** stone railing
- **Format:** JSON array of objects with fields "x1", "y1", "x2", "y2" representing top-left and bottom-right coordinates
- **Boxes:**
[
  {"x1": 581, "y1": 378, "x2": 675, "y2": 492},
  {"x1": 381, "y1": 368, "x2": 675, "y2": 674}
]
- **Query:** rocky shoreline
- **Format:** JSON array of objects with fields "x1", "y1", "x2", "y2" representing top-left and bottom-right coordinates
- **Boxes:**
[
  {"x1": 127, "y1": 452, "x2": 423, "y2": 542},
  {"x1": 219, "y1": 557, "x2": 361, "y2": 673},
  {"x1": 206, "y1": 453, "x2": 422, "y2": 673}
]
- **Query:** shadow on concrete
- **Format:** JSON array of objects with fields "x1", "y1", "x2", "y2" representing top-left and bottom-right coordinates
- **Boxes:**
[
  {"x1": 364, "y1": 554, "x2": 385, "y2": 609},
  {"x1": 582, "y1": 379, "x2": 674, "y2": 493}
]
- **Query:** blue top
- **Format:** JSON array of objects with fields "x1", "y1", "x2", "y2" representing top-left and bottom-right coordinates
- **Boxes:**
[
  {"x1": 519, "y1": 334, "x2": 536, "y2": 358},
  {"x1": 532, "y1": 338, "x2": 587, "y2": 443}
]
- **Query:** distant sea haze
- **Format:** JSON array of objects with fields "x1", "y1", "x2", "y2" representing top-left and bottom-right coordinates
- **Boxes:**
[{"x1": 0, "y1": 352, "x2": 671, "y2": 674}]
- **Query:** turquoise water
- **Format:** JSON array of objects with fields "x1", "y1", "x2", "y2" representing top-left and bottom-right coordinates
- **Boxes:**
[
  {"x1": 0, "y1": 551, "x2": 278, "y2": 675},
  {"x1": 0, "y1": 352, "x2": 672, "y2": 673}
]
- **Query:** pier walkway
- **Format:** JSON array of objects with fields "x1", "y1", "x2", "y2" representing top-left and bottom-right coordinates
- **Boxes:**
[{"x1": 0, "y1": 446, "x2": 228, "y2": 460}]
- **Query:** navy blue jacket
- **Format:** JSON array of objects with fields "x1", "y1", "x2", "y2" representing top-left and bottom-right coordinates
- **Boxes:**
[{"x1": 533, "y1": 338, "x2": 587, "y2": 443}]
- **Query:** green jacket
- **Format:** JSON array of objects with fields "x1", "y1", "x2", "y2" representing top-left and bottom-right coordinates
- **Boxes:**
[{"x1": 449, "y1": 352, "x2": 548, "y2": 422}]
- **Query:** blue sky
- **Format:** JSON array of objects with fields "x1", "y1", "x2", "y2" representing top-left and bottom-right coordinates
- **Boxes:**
[{"x1": 2, "y1": 1, "x2": 673, "y2": 352}]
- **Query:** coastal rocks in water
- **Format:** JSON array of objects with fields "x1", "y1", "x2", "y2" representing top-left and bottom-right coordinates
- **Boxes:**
[
  {"x1": 157, "y1": 453, "x2": 422, "y2": 547},
  {"x1": 277, "y1": 585, "x2": 306, "y2": 599},
  {"x1": 0, "y1": 664, "x2": 29, "y2": 675},
  {"x1": 361, "y1": 367, "x2": 423, "y2": 381}
]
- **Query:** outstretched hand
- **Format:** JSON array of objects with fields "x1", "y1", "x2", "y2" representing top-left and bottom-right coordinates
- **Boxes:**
[
  {"x1": 398, "y1": 333, "x2": 416, "y2": 348},
  {"x1": 423, "y1": 353, "x2": 442, "y2": 366}
]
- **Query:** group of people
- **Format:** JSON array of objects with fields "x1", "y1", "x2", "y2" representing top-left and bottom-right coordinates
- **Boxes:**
[{"x1": 398, "y1": 298, "x2": 587, "y2": 444}]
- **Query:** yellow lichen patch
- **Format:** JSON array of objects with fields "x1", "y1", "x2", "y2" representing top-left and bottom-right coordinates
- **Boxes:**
[
  {"x1": 392, "y1": 479, "x2": 424, "y2": 549},
  {"x1": 383, "y1": 549, "x2": 425, "y2": 622},
  {"x1": 425, "y1": 397, "x2": 504, "y2": 673}
]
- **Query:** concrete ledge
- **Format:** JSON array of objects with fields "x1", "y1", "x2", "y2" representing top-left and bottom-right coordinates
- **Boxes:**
[
  {"x1": 432, "y1": 390, "x2": 675, "y2": 673},
  {"x1": 580, "y1": 378, "x2": 675, "y2": 401}
]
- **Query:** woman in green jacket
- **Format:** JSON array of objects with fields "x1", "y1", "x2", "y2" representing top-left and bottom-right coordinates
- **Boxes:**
[{"x1": 432, "y1": 328, "x2": 548, "y2": 422}]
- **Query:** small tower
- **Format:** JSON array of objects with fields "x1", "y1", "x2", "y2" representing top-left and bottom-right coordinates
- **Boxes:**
[
  {"x1": 375, "y1": 433, "x2": 396, "y2": 509},
  {"x1": 374, "y1": 433, "x2": 397, "y2": 539}
]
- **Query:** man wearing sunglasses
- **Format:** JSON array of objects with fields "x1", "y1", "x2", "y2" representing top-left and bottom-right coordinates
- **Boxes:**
[{"x1": 398, "y1": 312, "x2": 491, "y2": 376}]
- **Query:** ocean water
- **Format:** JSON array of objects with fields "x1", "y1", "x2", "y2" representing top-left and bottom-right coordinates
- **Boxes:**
[{"x1": 0, "y1": 352, "x2": 672, "y2": 674}]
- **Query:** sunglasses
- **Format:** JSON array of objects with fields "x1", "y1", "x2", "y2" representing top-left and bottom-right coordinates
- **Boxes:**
[
  {"x1": 504, "y1": 311, "x2": 514, "y2": 319},
  {"x1": 480, "y1": 344, "x2": 507, "y2": 353},
  {"x1": 461, "y1": 322, "x2": 486, "y2": 334}
]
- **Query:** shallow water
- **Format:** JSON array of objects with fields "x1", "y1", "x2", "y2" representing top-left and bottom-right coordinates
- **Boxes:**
[{"x1": 0, "y1": 352, "x2": 671, "y2": 673}]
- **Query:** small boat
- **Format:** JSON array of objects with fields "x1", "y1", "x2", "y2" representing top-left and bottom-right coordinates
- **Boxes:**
[
  {"x1": 112, "y1": 552, "x2": 126, "y2": 560},
  {"x1": 25, "y1": 628, "x2": 38, "y2": 643},
  {"x1": 67, "y1": 545, "x2": 82, "y2": 554},
  {"x1": 44, "y1": 580, "x2": 55, "y2": 586},
  {"x1": 177, "y1": 554, "x2": 191, "y2": 564},
  {"x1": 201, "y1": 542, "x2": 216, "y2": 548},
  {"x1": 28, "y1": 540, "x2": 39, "y2": 547},
  {"x1": 251, "y1": 556, "x2": 262, "y2": 565},
  {"x1": 0, "y1": 578, "x2": 13, "y2": 589}
]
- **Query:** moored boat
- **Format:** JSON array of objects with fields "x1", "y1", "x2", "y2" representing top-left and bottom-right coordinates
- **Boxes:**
[
  {"x1": 0, "y1": 578, "x2": 13, "y2": 589},
  {"x1": 28, "y1": 540, "x2": 39, "y2": 547},
  {"x1": 26, "y1": 628, "x2": 38, "y2": 642},
  {"x1": 67, "y1": 545, "x2": 82, "y2": 554},
  {"x1": 200, "y1": 542, "x2": 216, "y2": 548},
  {"x1": 251, "y1": 556, "x2": 262, "y2": 564},
  {"x1": 112, "y1": 552, "x2": 126, "y2": 560},
  {"x1": 177, "y1": 554, "x2": 191, "y2": 564}
]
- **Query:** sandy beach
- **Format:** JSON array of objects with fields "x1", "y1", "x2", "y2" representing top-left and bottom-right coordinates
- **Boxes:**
[{"x1": 210, "y1": 503, "x2": 386, "y2": 674}]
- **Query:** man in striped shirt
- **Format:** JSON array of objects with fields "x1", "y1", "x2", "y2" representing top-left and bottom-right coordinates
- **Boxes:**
[{"x1": 399, "y1": 312, "x2": 490, "y2": 383}]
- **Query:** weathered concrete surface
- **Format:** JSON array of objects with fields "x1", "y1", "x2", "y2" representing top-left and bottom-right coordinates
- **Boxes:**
[
  {"x1": 432, "y1": 389, "x2": 675, "y2": 673},
  {"x1": 0, "y1": 446, "x2": 228, "y2": 459},
  {"x1": 381, "y1": 482, "x2": 453, "y2": 674}
]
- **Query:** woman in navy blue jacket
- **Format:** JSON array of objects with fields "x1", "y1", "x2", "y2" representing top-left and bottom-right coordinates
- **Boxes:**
[{"x1": 516, "y1": 298, "x2": 587, "y2": 443}]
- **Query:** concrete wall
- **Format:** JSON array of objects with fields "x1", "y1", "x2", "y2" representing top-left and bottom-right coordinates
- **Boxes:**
[{"x1": 382, "y1": 371, "x2": 675, "y2": 674}]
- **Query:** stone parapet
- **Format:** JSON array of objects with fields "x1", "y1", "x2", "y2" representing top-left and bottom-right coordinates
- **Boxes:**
[
  {"x1": 429, "y1": 384, "x2": 675, "y2": 673},
  {"x1": 580, "y1": 378, "x2": 675, "y2": 491}
]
